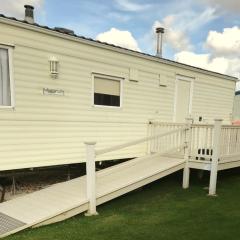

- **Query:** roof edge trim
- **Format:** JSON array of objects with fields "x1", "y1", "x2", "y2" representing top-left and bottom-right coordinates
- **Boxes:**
[{"x1": 0, "y1": 15, "x2": 238, "y2": 82}]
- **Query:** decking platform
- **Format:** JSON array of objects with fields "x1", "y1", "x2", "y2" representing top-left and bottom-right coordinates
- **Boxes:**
[{"x1": 0, "y1": 153, "x2": 185, "y2": 238}]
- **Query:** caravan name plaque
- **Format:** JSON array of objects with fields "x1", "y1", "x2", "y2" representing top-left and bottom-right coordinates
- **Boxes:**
[{"x1": 43, "y1": 88, "x2": 64, "y2": 96}]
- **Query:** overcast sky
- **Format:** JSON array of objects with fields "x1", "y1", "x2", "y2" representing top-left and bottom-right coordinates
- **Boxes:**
[{"x1": 0, "y1": 0, "x2": 240, "y2": 83}]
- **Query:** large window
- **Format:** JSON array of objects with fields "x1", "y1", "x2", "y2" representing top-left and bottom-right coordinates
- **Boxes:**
[
  {"x1": 0, "y1": 47, "x2": 12, "y2": 106},
  {"x1": 93, "y1": 75, "x2": 122, "y2": 107}
]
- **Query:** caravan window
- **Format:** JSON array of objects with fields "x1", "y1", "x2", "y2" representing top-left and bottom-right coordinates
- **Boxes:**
[
  {"x1": 93, "y1": 75, "x2": 122, "y2": 107},
  {"x1": 0, "y1": 47, "x2": 12, "y2": 106}
]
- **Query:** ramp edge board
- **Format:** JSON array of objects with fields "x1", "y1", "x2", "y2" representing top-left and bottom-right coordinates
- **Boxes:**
[
  {"x1": 189, "y1": 160, "x2": 211, "y2": 170},
  {"x1": 218, "y1": 160, "x2": 240, "y2": 171},
  {"x1": 189, "y1": 159, "x2": 240, "y2": 171}
]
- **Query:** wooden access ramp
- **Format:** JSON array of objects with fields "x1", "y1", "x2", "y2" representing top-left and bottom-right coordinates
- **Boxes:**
[{"x1": 0, "y1": 153, "x2": 185, "y2": 238}]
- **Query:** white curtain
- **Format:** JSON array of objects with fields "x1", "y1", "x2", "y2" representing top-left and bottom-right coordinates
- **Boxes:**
[{"x1": 0, "y1": 49, "x2": 11, "y2": 106}]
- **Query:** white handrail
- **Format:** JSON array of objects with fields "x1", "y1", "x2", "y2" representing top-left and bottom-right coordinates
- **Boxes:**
[
  {"x1": 95, "y1": 127, "x2": 187, "y2": 156},
  {"x1": 191, "y1": 123, "x2": 214, "y2": 127},
  {"x1": 84, "y1": 125, "x2": 187, "y2": 215},
  {"x1": 149, "y1": 121, "x2": 186, "y2": 126}
]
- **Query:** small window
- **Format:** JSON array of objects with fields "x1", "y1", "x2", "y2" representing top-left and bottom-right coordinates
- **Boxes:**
[
  {"x1": 93, "y1": 75, "x2": 122, "y2": 107},
  {"x1": 0, "y1": 47, "x2": 12, "y2": 106}
]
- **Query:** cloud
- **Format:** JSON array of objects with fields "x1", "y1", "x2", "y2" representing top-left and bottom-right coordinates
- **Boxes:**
[
  {"x1": 143, "y1": 7, "x2": 217, "y2": 54},
  {"x1": 154, "y1": 16, "x2": 193, "y2": 52},
  {"x1": 114, "y1": 0, "x2": 152, "y2": 12},
  {"x1": 176, "y1": 8, "x2": 217, "y2": 32},
  {"x1": 200, "y1": 0, "x2": 240, "y2": 13},
  {"x1": 175, "y1": 51, "x2": 227, "y2": 73},
  {"x1": 173, "y1": 25, "x2": 240, "y2": 79},
  {"x1": 0, "y1": 0, "x2": 44, "y2": 19},
  {"x1": 96, "y1": 27, "x2": 141, "y2": 51},
  {"x1": 107, "y1": 12, "x2": 131, "y2": 22},
  {"x1": 175, "y1": 51, "x2": 240, "y2": 78},
  {"x1": 206, "y1": 26, "x2": 240, "y2": 56}
]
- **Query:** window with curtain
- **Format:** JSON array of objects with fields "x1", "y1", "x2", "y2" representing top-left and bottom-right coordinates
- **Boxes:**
[
  {"x1": 0, "y1": 48, "x2": 11, "y2": 106},
  {"x1": 94, "y1": 76, "x2": 121, "y2": 107}
]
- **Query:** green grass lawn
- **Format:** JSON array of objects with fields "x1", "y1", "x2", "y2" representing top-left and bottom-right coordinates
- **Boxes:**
[{"x1": 5, "y1": 169, "x2": 240, "y2": 240}]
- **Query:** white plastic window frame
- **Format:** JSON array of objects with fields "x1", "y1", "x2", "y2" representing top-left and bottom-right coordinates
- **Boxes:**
[
  {"x1": 91, "y1": 73, "x2": 123, "y2": 109},
  {"x1": 0, "y1": 43, "x2": 15, "y2": 109}
]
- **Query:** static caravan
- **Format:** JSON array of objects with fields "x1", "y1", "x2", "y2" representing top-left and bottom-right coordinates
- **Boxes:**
[
  {"x1": 233, "y1": 91, "x2": 240, "y2": 121},
  {"x1": 0, "y1": 6, "x2": 237, "y2": 172}
]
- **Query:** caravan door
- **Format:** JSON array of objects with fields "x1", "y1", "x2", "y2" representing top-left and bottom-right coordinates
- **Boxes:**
[{"x1": 174, "y1": 76, "x2": 193, "y2": 122}]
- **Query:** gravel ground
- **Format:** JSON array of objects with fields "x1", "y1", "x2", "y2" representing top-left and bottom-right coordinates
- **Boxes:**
[
  {"x1": 2, "y1": 164, "x2": 86, "y2": 201},
  {"x1": 1, "y1": 159, "x2": 127, "y2": 201}
]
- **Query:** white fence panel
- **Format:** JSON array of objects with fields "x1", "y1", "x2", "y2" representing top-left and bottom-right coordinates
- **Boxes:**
[
  {"x1": 149, "y1": 121, "x2": 240, "y2": 161},
  {"x1": 220, "y1": 125, "x2": 240, "y2": 157},
  {"x1": 148, "y1": 122, "x2": 186, "y2": 154},
  {"x1": 190, "y1": 124, "x2": 214, "y2": 160}
]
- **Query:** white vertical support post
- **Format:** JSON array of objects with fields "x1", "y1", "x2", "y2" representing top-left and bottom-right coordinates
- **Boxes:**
[
  {"x1": 84, "y1": 142, "x2": 98, "y2": 216},
  {"x1": 183, "y1": 118, "x2": 193, "y2": 189},
  {"x1": 208, "y1": 119, "x2": 222, "y2": 196}
]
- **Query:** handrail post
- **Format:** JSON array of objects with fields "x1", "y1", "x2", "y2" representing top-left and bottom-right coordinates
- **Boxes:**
[
  {"x1": 208, "y1": 119, "x2": 222, "y2": 196},
  {"x1": 183, "y1": 118, "x2": 193, "y2": 189},
  {"x1": 84, "y1": 142, "x2": 98, "y2": 216}
]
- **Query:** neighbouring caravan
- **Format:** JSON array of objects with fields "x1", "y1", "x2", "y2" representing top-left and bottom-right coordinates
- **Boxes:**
[
  {"x1": 0, "y1": 6, "x2": 237, "y2": 171},
  {"x1": 233, "y1": 91, "x2": 240, "y2": 122}
]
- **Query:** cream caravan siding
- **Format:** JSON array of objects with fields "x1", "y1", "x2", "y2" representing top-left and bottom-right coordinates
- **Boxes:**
[
  {"x1": 0, "y1": 20, "x2": 235, "y2": 170},
  {"x1": 191, "y1": 75, "x2": 234, "y2": 123}
]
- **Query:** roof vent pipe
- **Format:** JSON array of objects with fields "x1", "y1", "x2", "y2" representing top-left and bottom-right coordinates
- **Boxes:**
[
  {"x1": 24, "y1": 5, "x2": 34, "y2": 24},
  {"x1": 156, "y1": 27, "x2": 164, "y2": 58}
]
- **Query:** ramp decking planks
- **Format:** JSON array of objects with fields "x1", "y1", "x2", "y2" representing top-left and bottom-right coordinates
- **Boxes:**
[{"x1": 0, "y1": 153, "x2": 185, "y2": 238}]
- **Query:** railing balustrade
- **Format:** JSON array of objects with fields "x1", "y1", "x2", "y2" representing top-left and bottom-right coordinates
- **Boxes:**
[
  {"x1": 220, "y1": 125, "x2": 240, "y2": 157},
  {"x1": 84, "y1": 119, "x2": 240, "y2": 213},
  {"x1": 149, "y1": 121, "x2": 240, "y2": 161},
  {"x1": 148, "y1": 122, "x2": 186, "y2": 154},
  {"x1": 84, "y1": 125, "x2": 188, "y2": 215},
  {"x1": 190, "y1": 124, "x2": 214, "y2": 160}
]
